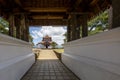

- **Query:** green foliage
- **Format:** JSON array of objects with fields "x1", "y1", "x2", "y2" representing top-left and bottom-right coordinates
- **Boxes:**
[
  {"x1": 51, "y1": 41, "x2": 58, "y2": 49},
  {"x1": 88, "y1": 10, "x2": 109, "y2": 35},
  {"x1": 29, "y1": 34, "x2": 34, "y2": 46},
  {"x1": 29, "y1": 34, "x2": 33, "y2": 42},
  {"x1": 63, "y1": 32, "x2": 67, "y2": 42},
  {"x1": 0, "y1": 17, "x2": 9, "y2": 34}
]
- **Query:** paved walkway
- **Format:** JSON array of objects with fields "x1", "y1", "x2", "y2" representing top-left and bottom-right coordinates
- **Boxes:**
[
  {"x1": 38, "y1": 50, "x2": 58, "y2": 60},
  {"x1": 21, "y1": 49, "x2": 80, "y2": 80}
]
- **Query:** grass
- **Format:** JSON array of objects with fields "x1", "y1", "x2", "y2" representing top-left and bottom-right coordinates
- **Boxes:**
[{"x1": 53, "y1": 49, "x2": 64, "y2": 53}]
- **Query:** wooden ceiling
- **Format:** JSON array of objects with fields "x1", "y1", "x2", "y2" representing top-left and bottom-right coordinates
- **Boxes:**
[{"x1": 0, "y1": 0, "x2": 111, "y2": 26}]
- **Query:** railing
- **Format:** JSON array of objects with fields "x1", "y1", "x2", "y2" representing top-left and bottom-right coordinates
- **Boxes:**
[
  {"x1": 62, "y1": 27, "x2": 120, "y2": 80},
  {"x1": 0, "y1": 34, "x2": 35, "y2": 80}
]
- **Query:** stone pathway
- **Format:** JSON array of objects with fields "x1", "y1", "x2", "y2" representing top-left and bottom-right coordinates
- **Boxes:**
[
  {"x1": 38, "y1": 50, "x2": 58, "y2": 60},
  {"x1": 21, "y1": 50, "x2": 80, "y2": 80}
]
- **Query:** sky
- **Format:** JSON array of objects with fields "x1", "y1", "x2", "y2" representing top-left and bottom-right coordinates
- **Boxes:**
[{"x1": 29, "y1": 26, "x2": 67, "y2": 46}]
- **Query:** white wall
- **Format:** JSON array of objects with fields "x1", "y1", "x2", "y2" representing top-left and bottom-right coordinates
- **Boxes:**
[
  {"x1": 0, "y1": 34, "x2": 35, "y2": 80},
  {"x1": 62, "y1": 27, "x2": 120, "y2": 80}
]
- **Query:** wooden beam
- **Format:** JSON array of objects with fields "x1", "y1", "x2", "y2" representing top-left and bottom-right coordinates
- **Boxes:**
[
  {"x1": 25, "y1": 18, "x2": 29, "y2": 42},
  {"x1": 101, "y1": 0, "x2": 110, "y2": 8},
  {"x1": 81, "y1": 15, "x2": 88, "y2": 37},
  {"x1": 74, "y1": 0, "x2": 82, "y2": 8},
  {"x1": 8, "y1": 14, "x2": 15, "y2": 37},
  {"x1": 69, "y1": 0, "x2": 82, "y2": 11},
  {"x1": 90, "y1": 0, "x2": 99, "y2": 5},
  {"x1": 32, "y1": 15, "x2": 63, "y2": 19},
  {"x1": 67, "y1": 19, "x2": 72, "y2": 42},
  {"x1": 67, "y1": 12, "x2": 88, "y2": 15},
  {"x1": 71, "y1": 14, "x2": 77, "y2": 40},
  {"x1": 14, "y1": 0, "x2": 22, "y2": 7},
  {"x1": 24, "y1": 7, "x2": 67, "y2": 12},
  {"x1": 29, "y1": 19, "x2": 67, "y2": 26},
  {"x1": 0, "y1": 0, "x2": 6, "y2": 6},
  {"x1": 95, "y1": 4, "x2": 101, "y2": 13}
]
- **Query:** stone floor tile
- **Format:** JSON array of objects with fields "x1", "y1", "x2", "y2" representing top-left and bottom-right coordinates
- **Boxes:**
[
  {"x1": 50, "y1": 76, "x2": 57, "y2": 79},
  {"x1": 43, "y1": 75, "x2": 50, "y2": 79},
  {"x1": 21, "y1": 50, "x2": 80, "y2": 80}
]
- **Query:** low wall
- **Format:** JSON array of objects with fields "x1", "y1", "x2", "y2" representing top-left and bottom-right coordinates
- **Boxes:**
[
  {"x1": 62, "y1": 27, "x2": 120, "y2": 80},
  {"x1": 0, "y1": 34, "x2": 35, "y2": 80}
]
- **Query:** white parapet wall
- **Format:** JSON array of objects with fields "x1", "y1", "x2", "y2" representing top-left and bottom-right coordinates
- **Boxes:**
[
  {"x1": 0, "y1": 34, "x2": 35, "y2": 80},
  {"x1": 62, "y1": 27, "x2": 120, "y2": 80}
]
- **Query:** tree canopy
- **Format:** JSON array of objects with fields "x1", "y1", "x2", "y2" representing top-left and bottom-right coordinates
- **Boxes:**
[
  {"x1": 88, "y1": 10, "x2": 109, "y2": 35},
  {"x1": 0, "y1": 17, "x2": 9, "y2": 34},
  {"x1": 51, "y1": 41, "x2": 58, "y2": 49}
]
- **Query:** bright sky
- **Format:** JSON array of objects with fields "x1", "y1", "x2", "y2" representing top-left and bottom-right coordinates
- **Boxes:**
[{"x1": 29, "y1": 26, "x2": 67, "y2": 45}]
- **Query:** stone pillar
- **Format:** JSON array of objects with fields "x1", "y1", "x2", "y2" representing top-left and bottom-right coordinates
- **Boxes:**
[
  {"x1": 8, "y1": 14, "x2": 15, "y2": 37},
  {"x1": 111, "y1": 0, "x2": 120, "y2": 28},
  {"x1": 81, "y1": 15, "x2": 88, "y2": 37}
]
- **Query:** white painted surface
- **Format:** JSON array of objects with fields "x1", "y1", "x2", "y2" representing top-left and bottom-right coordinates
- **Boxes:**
[
  {"x1": 0, "y1": 34, "x2": 35, "y2": 80},
  {"x1": 62, "y1": 27, "x2": 120, "y2": 80}
]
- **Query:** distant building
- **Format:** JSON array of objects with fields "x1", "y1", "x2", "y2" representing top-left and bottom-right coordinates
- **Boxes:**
[{"x1": 37, "y1": 35, "x2": 52, "y2": 48}]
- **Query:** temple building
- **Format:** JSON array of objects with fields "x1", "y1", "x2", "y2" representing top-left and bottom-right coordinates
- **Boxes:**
[{"x1": 37, "y1": 35, "x2": 52, "y2": 48}]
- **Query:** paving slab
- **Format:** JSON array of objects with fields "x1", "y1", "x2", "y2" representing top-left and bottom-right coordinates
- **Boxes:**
[{"x1": 21, "y1": 49, "x2": 80, "y2": 80}]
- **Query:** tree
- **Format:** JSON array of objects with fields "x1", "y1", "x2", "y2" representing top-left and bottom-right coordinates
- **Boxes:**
[
  {"x1": 51, "y1": 41, "x2": 58, "y2": 49},
  {"x1": 63, "y1": 32, "x2": 67, "y2": 42},
  {"x1": 88, "y1": 10, "x2": 109, "y2": 35},
  {"x1": 0, "y1": 17, "x2": 9, "y2": 34},
  {"x1": 29, "y1": 34, "x2": 34, "y2": 46}
]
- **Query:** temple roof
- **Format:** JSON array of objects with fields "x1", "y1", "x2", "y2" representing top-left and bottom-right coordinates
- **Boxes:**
[
  {"x1": 43, "y1": 35, "x2": 51, "y2": 38},
  {"x1": 0, "y1": 0, "x2": 111, "y2": 26}
]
